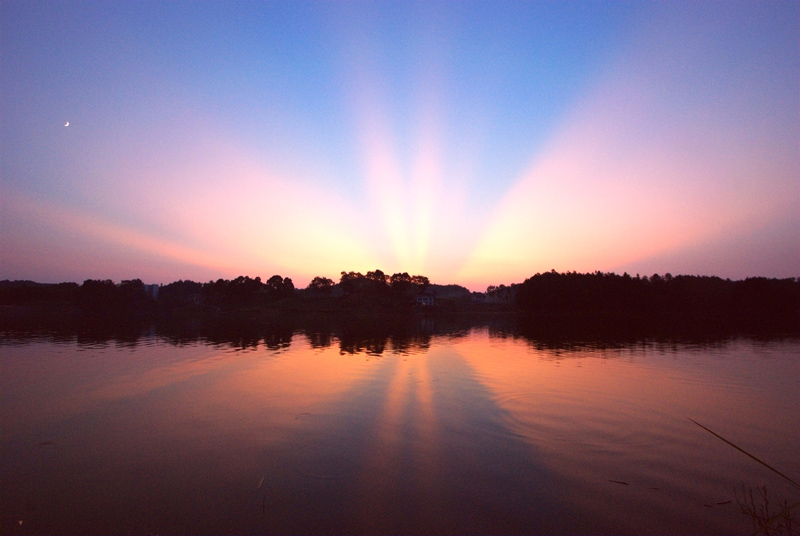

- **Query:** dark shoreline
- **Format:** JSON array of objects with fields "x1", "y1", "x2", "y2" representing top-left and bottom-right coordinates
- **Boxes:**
[{"x1": 2, "y1": 271, "x2": 798, "y2": 347}]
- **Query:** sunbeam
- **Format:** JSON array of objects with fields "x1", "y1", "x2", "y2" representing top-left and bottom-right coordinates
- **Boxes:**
[{"x1": 2, "y1": 2, "x2": 796, "y2": 287}]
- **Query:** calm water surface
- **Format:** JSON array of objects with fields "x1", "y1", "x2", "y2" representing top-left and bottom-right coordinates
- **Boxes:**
[{"x1": 1, "y1": 328, "x2": 798, "y2": 534}]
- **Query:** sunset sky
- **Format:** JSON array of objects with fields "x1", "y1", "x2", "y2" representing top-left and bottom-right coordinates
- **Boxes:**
[{"x1": 2, "y1": 1, "x2": 797, "y2": 290}]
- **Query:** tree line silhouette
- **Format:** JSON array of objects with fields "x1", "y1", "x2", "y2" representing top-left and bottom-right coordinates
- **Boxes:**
[
  {"x1": 514, "y1": 270, "x2": 798, "y2": 314},
  {"x1": 514, "y1": 270, "x2": 799, "y2": 335},
  {"x1": 0, "y1": 270, "x2": 431, "y2": 315},
  {"x1": 1, "y1": 270, "x2": 797, "y2": 335}
]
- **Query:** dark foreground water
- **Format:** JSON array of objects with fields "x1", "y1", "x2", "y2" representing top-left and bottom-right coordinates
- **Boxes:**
[{"x1": 1, "y1": 325, "x2": 798, "y2": 535}]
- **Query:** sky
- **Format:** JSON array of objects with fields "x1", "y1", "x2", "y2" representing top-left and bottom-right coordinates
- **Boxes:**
[{"x1": 1, "y1": 1, "x2": 798, "y2": 290}]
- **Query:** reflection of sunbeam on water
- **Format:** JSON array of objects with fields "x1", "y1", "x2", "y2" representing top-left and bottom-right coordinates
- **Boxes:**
[
  {"x1": 354, "y1": 354, "x2": 441, "y2": 531},
  {"x1": 255, "y1": 342, "x2": 566, "y2": 534}
]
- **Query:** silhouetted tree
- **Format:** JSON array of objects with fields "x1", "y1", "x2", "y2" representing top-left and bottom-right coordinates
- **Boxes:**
[
  {"x1": 390, "y1": 272, "x2": 413, "y2": 295},
  {"x1": 75, "y1": 279, "x2": 154, "y2": 315},
  {"x1": 0, "y1": 280, "x2": 79, "y2": 305},
  {"x1": 486, "y1": 283, "x2": 514, "y2": 303},
  {"x1": 366, "y1": 269, "x2": 389, "y2": 287},
  {"x1": 411, "y1": 275, "x2": 430, "y2": 293},
  {"x1": 283, "y1": 277, "x2": 294, "y2": 295},
  {"x1": 79, "y1": 279, "x2": 117, "y2": 312},
  {"x1": 340, "y1": 271, "x2": 366, "y2": 295},
  {"x1": 308, "y1": 276, "x2": 334, "y2": 295},
  {"x1": 159, "y1": 279, "x2": 203, "y2": 307},
  {"x1": 117, "y1": 279, "x2": 152, "y2": 311},
  {"x1": 265, "y1": 275, "x2": 294, "y2": 300}
]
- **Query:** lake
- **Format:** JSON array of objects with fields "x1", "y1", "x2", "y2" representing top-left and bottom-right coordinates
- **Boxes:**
[{"x1": 1, "y1": 323, "x2": 798, "y2": 535}]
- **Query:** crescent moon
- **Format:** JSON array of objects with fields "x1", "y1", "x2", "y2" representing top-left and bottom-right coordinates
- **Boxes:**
[{"x1": 64, "y1": 122, "x2": 69, "y2": 127}]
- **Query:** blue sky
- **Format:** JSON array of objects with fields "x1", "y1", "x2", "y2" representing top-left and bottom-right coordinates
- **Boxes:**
[{"x1": 2, "y1": 1, "x2": 797, "y2": 289}]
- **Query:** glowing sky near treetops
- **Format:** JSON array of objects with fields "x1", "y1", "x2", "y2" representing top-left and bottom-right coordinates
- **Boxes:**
[{"x1": 1, "y1": 2, "x2": 797, "y2": 290}]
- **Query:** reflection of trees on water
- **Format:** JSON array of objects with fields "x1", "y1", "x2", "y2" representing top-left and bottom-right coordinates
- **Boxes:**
[
  {"x1": 2, "y1": 312, "x2": 797, "y2": 354},
  {"x1": 335, "y1": 332, "x2": 431, "y2": 357},
  {"x1": 304, "y1": 329, "x2": 333, "y2": 349}
]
